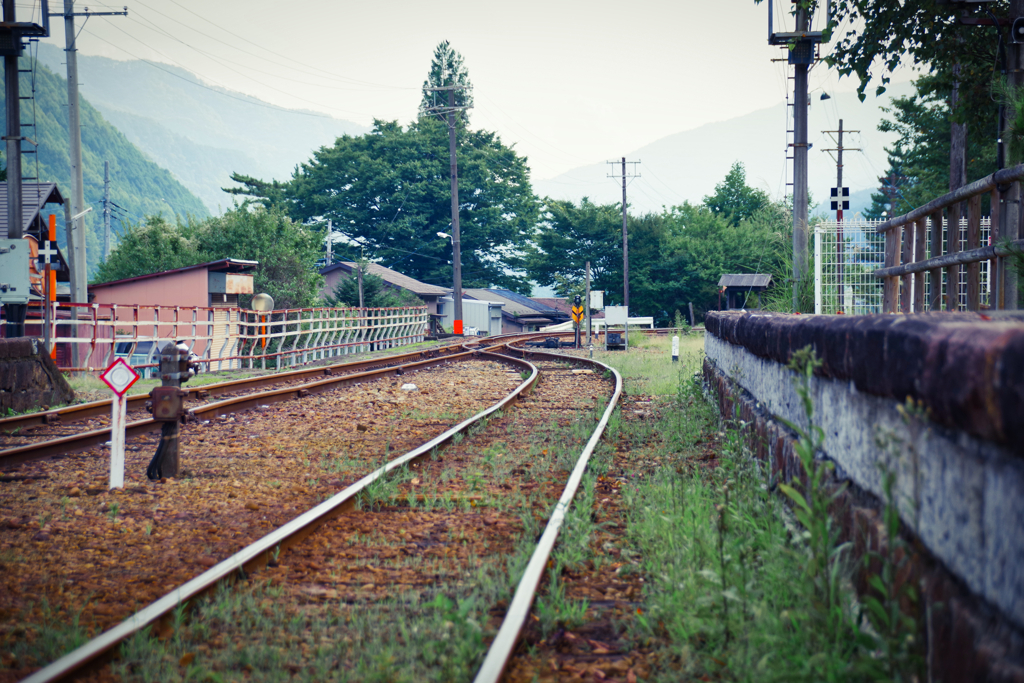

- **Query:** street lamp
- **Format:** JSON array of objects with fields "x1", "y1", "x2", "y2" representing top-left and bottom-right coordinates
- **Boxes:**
[{"x1": 436, "y1": 231, "x2": 462, "y2": 335}]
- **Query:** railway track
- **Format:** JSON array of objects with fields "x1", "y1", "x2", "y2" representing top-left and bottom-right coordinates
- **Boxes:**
[
  {"x1": 0, "y1": 333, "x2": 571, "y2": 469},
  {"x1": 6, "y1": 340, "x2": 621, "y2": 682}
]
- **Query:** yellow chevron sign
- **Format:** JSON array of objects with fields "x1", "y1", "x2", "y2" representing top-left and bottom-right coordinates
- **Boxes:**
[{"x1": 571, "y1": 305, "x2": 584, "y2": 324}]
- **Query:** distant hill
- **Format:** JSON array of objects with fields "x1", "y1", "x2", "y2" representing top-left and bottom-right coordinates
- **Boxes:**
[
  {"x1": 0, "y1": 57, "x2": 210, "y2": 276},
  {"x1": 534, "y1": 82, "x2": 914, "y2": 216},
  {"x1": 35, "y1": 43, "x2": 370, "y2": 213}
]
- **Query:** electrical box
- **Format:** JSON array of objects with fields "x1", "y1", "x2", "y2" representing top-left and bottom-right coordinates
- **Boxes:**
[
  {"x1": 150, "y1": 386, "x2": 187, "y2": 421},
  {"x1": 0, "y1": 239, "x2": 31, "y2": 305},
  {"x1": 589, "y1": 290, "x2": 604, "y2": 311}
]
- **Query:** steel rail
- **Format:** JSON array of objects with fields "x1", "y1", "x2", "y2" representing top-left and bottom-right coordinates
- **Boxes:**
[
  {"x1": 0, "y1": 342, "x2": 474, "y2": 434},
  {"x1": 474, "y1": 348, "x2": 623, "y2": 683},
  {"x1": 0, "y1": 331, "x2": 566, "y2": 436},
  {"x1": 20, "y1": 347, "x2": 539, "y2": 683},
  {"x1": 0, "y1": 347, "x2": 491, "y2": 468}
]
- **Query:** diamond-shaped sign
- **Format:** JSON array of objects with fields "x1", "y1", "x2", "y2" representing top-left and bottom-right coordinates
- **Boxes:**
[{"x1": 100, "y1": 357, "x2": 140, "y2": 398}]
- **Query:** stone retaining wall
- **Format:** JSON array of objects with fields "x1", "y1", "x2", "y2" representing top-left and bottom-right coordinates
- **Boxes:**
[
  {"x1": 0, "y1": 337, "x2": 74, "y2": 413},
  {"x1": 704, "y1": 310, "x2": 1024, "y2": 680}
]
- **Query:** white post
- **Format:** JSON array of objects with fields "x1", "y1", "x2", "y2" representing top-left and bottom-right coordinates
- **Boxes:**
[
  {"x1": 814, "y1": 226, "x2": 823, "y2": 315},
  {"x1": 109, "y1": 393, "x2": 126, "y2": 488},
  {"x1": 672, "y1": 335, "x2": 679, "y2": 362}
]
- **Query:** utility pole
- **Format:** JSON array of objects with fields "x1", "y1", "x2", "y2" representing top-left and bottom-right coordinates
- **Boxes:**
[
  {"x1": 822, "y1": 120, "x2": 860, "y2": 312},
  {"x1": 1004, "y1": 0, "x2": 1024, "y2": 308},
  {"x1": 325, "y1": 219, "x2": 332, "y2": 266},
  {"x1": 103, "y1": 160, "x2": 111, "y2": 261},
  {"x1": 585, "y1": 260, "x2": 591, "y2": 351},
  {"x1": 57, "y1": 2, "x2": 127, "y2": 302},
  {"x1": 606, "y1": 158, "x2": 640, "y2": 308},
  {"x1": 423, "y1": 84, "x2": 471, "y2": 335},
  {"x1": 792, "y1": 5, "x2": 810, "y2": 313},
  {"x1": 2, "y1": 0, "x2": 26, "y2": 337}
]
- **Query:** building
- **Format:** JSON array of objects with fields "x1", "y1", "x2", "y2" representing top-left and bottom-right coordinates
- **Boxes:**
[
  {"x1": 0, "y1": 182, "x2": 72, "y2": 302},
  {"x1": 463, "y1": 289, "x2": 568, "y2": 333},
  {"x1": 91, "y1": 259, "x2": 257, "y2": 309},
  {"x1": 438, "y1": 296, "x2": 503, "y2": 336},
  {"x1": 319, "y1": 262, "x2": 449, "y2": 314}
]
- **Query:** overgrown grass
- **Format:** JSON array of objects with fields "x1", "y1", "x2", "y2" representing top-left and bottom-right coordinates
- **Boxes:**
[{"x1": 590, "y1": 341, "x2": 924, "y2": 681}]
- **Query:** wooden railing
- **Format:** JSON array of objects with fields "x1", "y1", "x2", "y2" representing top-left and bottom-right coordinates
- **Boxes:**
[{"x1": 874, "y1": 164, "x2": 1024, "y2": 313}]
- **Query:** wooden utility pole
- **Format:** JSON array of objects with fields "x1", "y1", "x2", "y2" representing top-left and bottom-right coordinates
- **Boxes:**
[
  {"x1": 59, "y1": 2, "x2": 127, "y2": 301},
  {"x1": 357, "y1": 265, "x2": 364, "y2": 309},
  {"x1": 823, "y1": 120, "x2": 860, "y2": 312},
  {"x1": 606, "y1": 158, "x2": 640, "y2": 308},
  {"x1": 585, "y1": 261, "x2": 591, "y2": 349},
  {"x1": 103, "y1": 160, "x2": 111, "y2": 260},
  {"x1": 422, "y1": 84, "x2": 471, "y2": 334},
  {"x1": 1003, "y1": 0, "x2": 1024, "y2": 308}
]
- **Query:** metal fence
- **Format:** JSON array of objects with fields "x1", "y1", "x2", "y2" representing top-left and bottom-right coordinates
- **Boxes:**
[
  {"x1": 815, "y1": 218, "x2": 993, "y2": 314},
  {"x1": 2, "y1": 302, "x2": 428, "y2": 373}
]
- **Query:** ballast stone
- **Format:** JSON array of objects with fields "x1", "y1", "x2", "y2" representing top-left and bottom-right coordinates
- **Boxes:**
[{"x1": 401, "y1": 384, "x2": 418, "y2": 392}]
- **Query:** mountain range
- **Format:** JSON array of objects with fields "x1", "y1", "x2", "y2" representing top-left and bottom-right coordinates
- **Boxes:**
[
  {"x1": 34, "y1": 43, "x2": 369, "y2": 214},
  {"x1": 533, "y1": 82, "x2": 915, "y2": 218}
]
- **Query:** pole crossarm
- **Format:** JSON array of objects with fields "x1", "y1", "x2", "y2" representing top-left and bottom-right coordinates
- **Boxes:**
[
  {"x1": 874, "y1": 163, "x2": 1024, "y2": 233},
  {"x1": 874, "y1": 238, "x2": 1024, "y2": 279}
]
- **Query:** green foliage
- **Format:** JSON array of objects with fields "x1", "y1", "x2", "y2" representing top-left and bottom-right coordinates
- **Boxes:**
[
  {"x1": 866, "y1": 75, "x2": 997, "y2": 220},
  {"x1": 324, "y1": 260, "x2": 423, "y2": 308},
  {"x1": 702, "y1": 161, "x2": 772, "y2": 226},
  {"x1": 527, "y1": 163, "x2": 793, "y2": 321},
  {"x1": 231, "y1": 117, "x2": 537, "y2": 292},
  {"x1": 0, "y1": 57, "x2": 208, "y2": 277},
  {"x1": 93, "y1": 204, "x2": 324, "y2": 310},
  {"x1": 420, "y1": 41, "x2": 473, "y2": 115}
]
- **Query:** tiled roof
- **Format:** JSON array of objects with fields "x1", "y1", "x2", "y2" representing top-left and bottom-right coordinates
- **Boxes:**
[
  {"x1": 0, "y1": 183, "x2": 64, "y2": 239},
  {"x1": 463, "y1": 289, "x2": 543, "y2": 318},
  {"x1": 91, "y1": 259, "x2": 258, "y2": 288},
  {"x1": 323, "y1": 262, "x2": 450, "y2": 296},
  {"x1": 492, "y1": 289, "x2": 564, "y2": 315},
  {"x1": 531, "y1": 297, "x2": 572, "y2": 315}
]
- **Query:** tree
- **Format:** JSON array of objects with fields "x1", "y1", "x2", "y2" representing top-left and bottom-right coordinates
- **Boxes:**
[
  {"x1": 702, "y1": 162, "x2": 771, "y2": 226},
  {"x1": 93, "y1": 204, "x2": 324, "y2": 310},
  {"x1": 420, "y1": 40, "x2": 473, "y2": 114},
  {"x1": 92, "y1": 215, "x2": 201, "y2": 284},
  {"x1": 525, "y1": 198, "x2": 625, "y2": 300},
  {"x1": 323, "y1": 261, "x2": 423, "y2": 308}
]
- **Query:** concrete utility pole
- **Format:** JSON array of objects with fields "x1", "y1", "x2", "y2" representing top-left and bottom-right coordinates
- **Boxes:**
[
  {"x1": 2, "y1": 0, "x2": 26, "y2": 337},
  {"x1": 422, "y1": 84, "x2": 471, "y2": 335},
  {"x1": 606, "y1": 158, "x2": 640, "y2": 308},
  {"x1": 59, "y1": 1, "x2": 126, "y2": 299},
  {"x1": 822, "y1": 120, "x2": 860, "y2": 312},
  {"x1": 585, "y1": 260, "x2": 591, "y2": 349},
  {"x1": 792, "y1": 4, "x2": 810, "y2": 313},
  {"x1": 103, "y1": 160, "x2": 111, "y2": 261}
]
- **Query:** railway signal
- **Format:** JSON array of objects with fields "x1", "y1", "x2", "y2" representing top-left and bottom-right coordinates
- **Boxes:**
[
  {"x1": 146, "y1": 341, "x2": 199, "y2": 480},
  {"x1": 571, "y1": 295, "x2": 584, "y2": 348},
  {"x1": 99, "y1": 357, "x2": 139, "y2": 489}
]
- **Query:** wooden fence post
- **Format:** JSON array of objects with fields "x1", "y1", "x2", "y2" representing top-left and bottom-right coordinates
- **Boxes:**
[
  {"x1": 883, "y1": 226, "x2": 901, "y2": 313},
  {"x1": 901, "y1": 222, "x2": 913, "y2": 312},
  {"x1": 966, "y1": 194, "x2": 982, "y2": 311}
]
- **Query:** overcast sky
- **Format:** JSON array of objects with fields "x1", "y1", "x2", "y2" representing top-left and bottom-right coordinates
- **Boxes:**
[{"x1": 43, "y1": 0, "x2": 915, "y2": 182}]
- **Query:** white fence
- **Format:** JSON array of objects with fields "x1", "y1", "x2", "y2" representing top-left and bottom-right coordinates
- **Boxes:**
[
  {"x1": 814, "y1": 218, "x2": 992, "y2": 315},
  {"x1": 3, "y1": 303, "x2": 428, "y2": 373}
]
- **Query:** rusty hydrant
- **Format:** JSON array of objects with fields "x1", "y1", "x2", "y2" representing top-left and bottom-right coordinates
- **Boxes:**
[{"x1": 146, "y1": 341, "x2": 197, "y2": 480}]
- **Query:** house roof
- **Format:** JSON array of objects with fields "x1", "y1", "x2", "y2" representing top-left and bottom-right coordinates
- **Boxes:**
[
  {"x1": 321, "y1": 262, "x2": 450, "y2": 296},
  {"x1": 718, "y1": 274, "x2": 772, "y2": 289},
  {"x1": 91, "y1": 258, "x2": 258, "y2": 289},
  {"x1": 0, "y1": 182, "x2": 65, "y2": 239},
  {"x1": 531, "y1": 297, "x2": 572, "y2": 316},
  {"x1": 491, "y1": 289, "x2": 565, "y2": 316},
  {"x1": 463, "y1": 289, "x2": 540, "y2": 318}
]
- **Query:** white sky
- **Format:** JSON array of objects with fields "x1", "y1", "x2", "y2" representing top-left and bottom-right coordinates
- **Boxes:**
[{"x1": 42, "y1": 0, "x2": 915, "y2": 182}]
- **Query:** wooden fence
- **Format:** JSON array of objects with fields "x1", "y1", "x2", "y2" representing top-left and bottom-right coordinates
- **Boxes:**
[{"x1": 873, "y1": 164, "x2": 1024, "y2": 313}]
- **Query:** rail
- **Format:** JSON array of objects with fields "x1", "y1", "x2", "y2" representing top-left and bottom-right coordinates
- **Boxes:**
[
  {"x1": 873, "y1": 163, "x2": 1024, "y2": 313},
  {"x1": 19, "y1": 344, "x2": 540, "y2": 683}
]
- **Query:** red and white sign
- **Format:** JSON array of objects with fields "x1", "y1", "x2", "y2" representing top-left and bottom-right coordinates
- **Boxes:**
[{"x1": 99, "y1": 357, "x2": 139, "y2": 398}]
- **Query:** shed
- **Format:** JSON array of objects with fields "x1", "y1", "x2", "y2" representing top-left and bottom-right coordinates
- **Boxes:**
[
  {"x1": 718, "y1": 274, "x2": 772, "y2": 310},
  {"x1": 90, "y1": 259, "x2": 258, "y2": 309},
  {"x1": 439, "y1": 296, "x2": 503, "y2": 336},
  {"x1": 463, "y1": 288, "x2": 567, "y2": 333}
]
